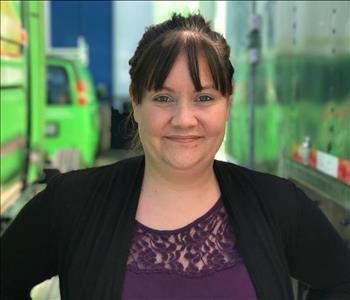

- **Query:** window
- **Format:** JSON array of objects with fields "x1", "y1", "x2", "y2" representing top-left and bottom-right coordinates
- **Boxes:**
[{"x1": 47, "y1": 66, "x2": 71, "y2": 105}]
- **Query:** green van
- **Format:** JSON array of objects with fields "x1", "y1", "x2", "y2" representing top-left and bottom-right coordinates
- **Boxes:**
[{"x1": 45, "y1": 56, "x2": 100, "y2": 171}]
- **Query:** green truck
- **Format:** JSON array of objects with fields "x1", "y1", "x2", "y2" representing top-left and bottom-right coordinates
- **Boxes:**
[
  {"x1": 45, "y1": 55, "x2": 100, "y2": 172},
  {"x1": 1, "y1": 1, "x2": 100, "y2": 229},
  {"x1": 0, "y1": 0, "x2": 46, "y2": 216}
]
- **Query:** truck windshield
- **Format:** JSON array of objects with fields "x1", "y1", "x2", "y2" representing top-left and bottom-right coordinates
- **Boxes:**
[{"x1": 47, "y1": 66, "x2": 71, "y2": 105}]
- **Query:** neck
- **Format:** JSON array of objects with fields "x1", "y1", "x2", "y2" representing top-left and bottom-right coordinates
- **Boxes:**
[{"x1": 142, "y1": 155, "x2": 218, "y2": 198}]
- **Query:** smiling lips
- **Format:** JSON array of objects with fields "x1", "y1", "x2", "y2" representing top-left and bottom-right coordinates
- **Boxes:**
[{"x1": 165, "y1": 135, "x2": 203, "y2": 143}]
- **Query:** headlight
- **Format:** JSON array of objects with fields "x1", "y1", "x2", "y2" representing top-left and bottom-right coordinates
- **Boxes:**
[{"x1": 45, "y1": 122, "x2": 59, "y2": 137}]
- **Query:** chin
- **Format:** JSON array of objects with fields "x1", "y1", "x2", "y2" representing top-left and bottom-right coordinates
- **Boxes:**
[{"x1": 163, "y1": 153, "x2": 212, "y2": 171}]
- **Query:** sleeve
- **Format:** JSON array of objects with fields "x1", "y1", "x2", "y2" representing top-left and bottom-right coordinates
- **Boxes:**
[
  {"x1": 285, "y1": 184, "x2": 350, "y2": 300},
  {"x1": 1, "y1": 180, "x2": 59, "y2": 300}
]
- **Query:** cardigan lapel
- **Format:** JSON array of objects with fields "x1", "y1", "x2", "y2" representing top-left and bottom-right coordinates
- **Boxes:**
[
  {"x1": 213, "y1": 160, "x2": 294, "y2": 300},
  {"x1": 92, "y1": 155, "x2": 145, "y2": 300}
]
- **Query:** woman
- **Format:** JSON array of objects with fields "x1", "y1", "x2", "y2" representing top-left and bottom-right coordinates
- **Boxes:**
[{"x1": 2, "y1": 14, "x2": 350, "y2": 300}]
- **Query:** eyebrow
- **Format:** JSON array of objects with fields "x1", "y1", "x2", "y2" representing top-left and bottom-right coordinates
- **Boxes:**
[{"x1": 161, "y1": 85, "x2": 216, "y2": 92}]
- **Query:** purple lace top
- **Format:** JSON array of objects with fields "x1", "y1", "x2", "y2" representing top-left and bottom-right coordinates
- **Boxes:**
[{"x1": 121, "y1": 197, "x2": 257, "y2": 300}]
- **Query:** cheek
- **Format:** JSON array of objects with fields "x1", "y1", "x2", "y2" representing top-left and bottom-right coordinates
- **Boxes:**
[
  {"x1": 138, "y1": 106, "x2": 168, "y2": 136},
  {"x1": 207, "y1": 121, "x2": 226, "y2": 137},
  {"x1": 205, "y1": 106, "x2": 229, "y2": 136}
]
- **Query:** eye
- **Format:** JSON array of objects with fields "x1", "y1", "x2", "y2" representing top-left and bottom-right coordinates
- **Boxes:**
[
  {"x1": 196, "y1": 95, "x2": 213, "y2": 102},
  {"x1": 153, "y1": 95, "x2": 172, "y2": 103}
]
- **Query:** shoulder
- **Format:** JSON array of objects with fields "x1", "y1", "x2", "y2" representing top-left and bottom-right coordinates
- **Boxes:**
[
  {"x1": 214, "y1": 159, "x2": 304, "y2": 223},
  {"x1": 44, "y1": 155, "x2": 145, "y2": 217},
  {"x1": 44, "y1": 155, "x2": 145, "y2": 234},
  {"x1": 214, "y1": 159, "x2": 295, "y2": 193}
]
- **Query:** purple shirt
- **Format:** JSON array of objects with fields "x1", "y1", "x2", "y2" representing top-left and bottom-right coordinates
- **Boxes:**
[{"x1": 122, "y1": 197, "x2": 257, "y2": 300}]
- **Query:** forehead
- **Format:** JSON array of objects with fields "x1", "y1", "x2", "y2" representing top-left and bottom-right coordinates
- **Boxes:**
[{"x1": 162, "y1": 51, "x2": 214, "y2": 88}]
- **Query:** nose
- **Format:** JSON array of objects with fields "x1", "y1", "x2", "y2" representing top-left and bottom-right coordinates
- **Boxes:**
[{"x1": 170, "y1": 100, "x2": 198, "y2": 129}]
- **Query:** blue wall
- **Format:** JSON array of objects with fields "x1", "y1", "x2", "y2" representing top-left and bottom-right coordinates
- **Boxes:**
[{"x1": 51, "y1": 1, "x2": 112, "y2": 100}]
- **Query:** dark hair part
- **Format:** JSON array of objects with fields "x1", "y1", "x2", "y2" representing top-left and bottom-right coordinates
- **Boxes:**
[{"x1": 127, "y1": 13, "x2": 234, "y2": 150}]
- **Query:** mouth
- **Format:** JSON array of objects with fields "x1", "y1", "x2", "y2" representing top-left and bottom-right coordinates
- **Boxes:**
[{"x1": 164, "y1": 135, "x2": 203, "y2": 143}]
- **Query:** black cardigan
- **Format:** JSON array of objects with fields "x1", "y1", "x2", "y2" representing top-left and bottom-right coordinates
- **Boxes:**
[{"x1": 2, "y1": 156, "x2": 350, "y2": 300}]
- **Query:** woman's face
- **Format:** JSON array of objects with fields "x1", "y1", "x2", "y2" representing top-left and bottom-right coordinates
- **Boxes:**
[{"x1": 132, "y1": 51, "x2": 231, "y2": 172}]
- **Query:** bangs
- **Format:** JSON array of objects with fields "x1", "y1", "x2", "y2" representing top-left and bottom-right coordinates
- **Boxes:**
[
  {"x1": 185, "y1": 36, "x2": 230, "y2": 95},
  {"x1": 131, "y1": 31, "x2": 232, "y2": 103}
]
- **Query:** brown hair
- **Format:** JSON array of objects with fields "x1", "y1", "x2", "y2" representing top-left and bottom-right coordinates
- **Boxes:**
[{"x1": 128, "y1": 13, "x2": 234, "y2": 150}]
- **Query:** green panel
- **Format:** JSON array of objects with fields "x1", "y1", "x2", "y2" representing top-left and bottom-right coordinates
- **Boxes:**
[
  {"x1": 226, "y1": 103, "x2": 283, "y2": 170},
  {"x1": 0, "y1": 0, "x2": 27, "y2": 189},
  {"x1": 224, "y1": 0, "x2": 350, "y2": 203},
  {"x1": 1, "y1": 0, "x2": 46, "y2": 188},
  {"x1": 0, "y1": 88, "x2": 27, "y2": 142},
  {"x1": 0, "y1": 87, "x2": 27, "y2": 185},
  {"x1": 273, "y1": 55, "x2": 350, "y2": 160},
  {"x1": 26, "y1": 1, "x2": 46, "y2": 183},
  {"x1": 225, "y1": 56, "x2": 350, "y2": 171}
]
